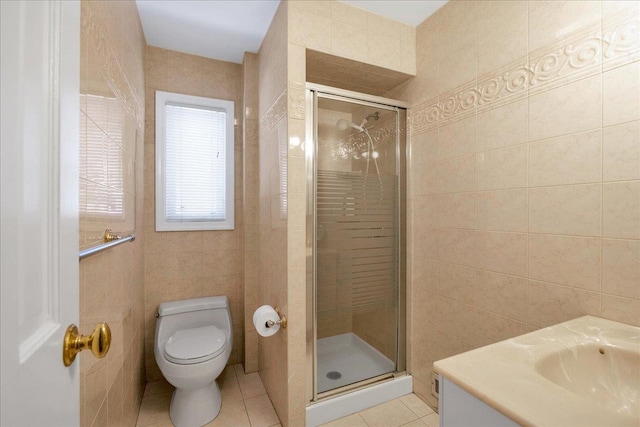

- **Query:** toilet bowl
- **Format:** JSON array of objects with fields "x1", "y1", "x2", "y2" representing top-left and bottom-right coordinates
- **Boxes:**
[{"x1": 155, "y1": 296, "x2": 232, "y2": 427}]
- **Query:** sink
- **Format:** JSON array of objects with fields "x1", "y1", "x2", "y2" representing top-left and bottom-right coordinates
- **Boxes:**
[
  {"x1": 434, "y1": 316, "x2": 640, "y2": 427},
  {"x1": 535, "y1": 343, "x2": 640, "y2": 418}
]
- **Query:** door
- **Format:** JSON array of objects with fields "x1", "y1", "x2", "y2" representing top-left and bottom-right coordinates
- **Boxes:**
[
  {"x1": 310, "y1": 90, "x2": 407, "y2": 397},
  {"x1": 1, "y1": 1, "x2": 80, "y2": 425}
]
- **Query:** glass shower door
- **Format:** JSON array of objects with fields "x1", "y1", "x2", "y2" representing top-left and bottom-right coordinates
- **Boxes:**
[{"x1": 313, "y1": 93, "x2": 403, "y2": 395}]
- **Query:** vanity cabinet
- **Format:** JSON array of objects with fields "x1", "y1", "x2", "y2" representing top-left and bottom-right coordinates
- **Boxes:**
[{"x1": 439, "y1": 376, "x2": 519, "y2": 427}]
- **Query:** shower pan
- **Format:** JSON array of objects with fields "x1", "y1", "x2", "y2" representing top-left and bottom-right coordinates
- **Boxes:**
[{"x1": 305, "y1": 84, "x2": 409, "y2": 425}]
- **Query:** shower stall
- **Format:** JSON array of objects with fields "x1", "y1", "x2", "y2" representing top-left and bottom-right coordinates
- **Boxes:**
[{"x1": 305, "y1": 84, "x2": 408, "y2": 423}]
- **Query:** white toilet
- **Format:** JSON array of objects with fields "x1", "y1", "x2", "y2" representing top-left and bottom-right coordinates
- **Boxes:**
[{"x1": 155, "y1": 296, "x2": 232, "y2": 427}]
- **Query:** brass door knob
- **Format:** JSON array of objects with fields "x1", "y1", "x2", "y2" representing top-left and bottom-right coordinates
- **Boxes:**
[{"x1": 62, "y1": 322, "x2": 111, "y2": 367}]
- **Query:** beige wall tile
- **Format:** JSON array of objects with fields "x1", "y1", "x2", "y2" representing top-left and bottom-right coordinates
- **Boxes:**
[
  {"x1": 529, "y1": 75, "x2": 602, "y2": 141},
  {"x1": 603, "y1": 181, "x2": 640, "y2": 239},
  {"x1": 437, "y1": 296, "x2": 475, "y2": 345},
  {"x1": 413, "y1": 164, "x2": 439, "y2": 197},
  {"x1": 438, "y1": 1, "x2": 477, "y2": 92},
  {"x1": 167, "y1": 51, "x2": 204, "y2": 96},
  {"x1": 401, "y1": 0, "x2": 640, "y2": 399},
  {"x1": 476, "y1": 270, "x2": 527, "y2": 322},
  {"x1": 438, "y1": 154, "x2": 476, "y2": 193},
  {"x1": 331, "y1": 22, "x2": 368, "y2": 63},
  {"x1": 288, "y1": 8, "x2": 332, "y2": 52},
  {"x1": 477, "y1": 0, "x2": 528, "y2": 76},
  {"x1": 529, "y1": 184, "x2": 602, "y2": 237},
  {"x1": 602, "y1": 239, "x2": 640, "y2": 300},
  {"x1": 438, "y1": 228, "x2": 476, "y2": 267},
  {"x1": 438, "y1": 116, "x2": 476, "y2": 160},
  {"x1": 603, "y1": 121, "x2": 640, "y2": 182},
  {"x1": 601, "y1": 295, "x2": 640, "y2": 327},
  {"x1": 81, "y1": 1, "x2": 146, "y2": 424},
  {"x1": 412, "y1": 277, "x2": 437, "y2": 328},
  {"x1": 412, "y1": 259, "x2": 439, "y2": 295},
  {"x1": 290, "y1": 0, "x2": 330, "y2": 17},
  {"x1": 414, "y1": 227, "x2": 438, "y2": 260},
  {"x1": 331, "y1": 1, "x2": 367, "y2": 28},
  {"x1": 415, "y1": 17, "x2": 439, "y2": 103},
  {"x1": 529, "y1": 234, "x2": 601, "y2": 291},
  {"x1": 476, "y1": 99, "x2": 528, "y2": 152},
  {"x1": 527, "y1": 280, "x2": 601, "y2": 328},
  {"x1": 603, "y1": 61, "x2": 640, "y2": 127},
  {"x1": 438, "y1": 192, "x2": 476, "y2": 229},
  {"x1": 473, "y1": 309, "x2": 528, "y2": 348},
  {"x1": 529, "y1": 130, "x2": 602, "y2": 187},
  {"x1": 477, "y1": 144, "x2": 528, "y2": 190},
  {"x1": 368, "y1": 32, "x2": 403, "y2": 72},
  {"x1": 412, "y1": 129, "x2": 438, "y2": 166},
  {"x1": 477, "y1": 231, "x2": 528, "y2": 277},
  {"x1": 437, "y1": 263, "x2": 476, "y2": 305},
  {"x1": 602, "y1": 0, "x2": 640, "y2": 19},
  {"x1": 477, "y1": 189, "x2": 527, "y2": 232},
  {"x1": 528, "y1": 1, "x2": 601, "y2": 52},
  {"x1": 413, "y1": 195, "x2": 439, "y2": 228}
]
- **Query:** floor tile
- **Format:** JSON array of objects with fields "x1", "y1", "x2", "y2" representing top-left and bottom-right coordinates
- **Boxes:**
[
  {"x1": 136, "y1": 392, "x2": 172, "y2": 426},
  {"x1": 399, "y1": 394, "x2": 434, "y2": 418},
  {"x1": 218, "y1": 369, "x2": 243, "y2": 402},
  {"x1": 140, "y1": 421, "x2": 175, "y2": 427},
  {"x1": 422, "y1": 413, "x2": 439, "y2": 427},
  {"x1": 136, "y1": 364, "x2": 280, "y2": 427},
  {"x1": 143, "y1": 380, "x2": 174, "y2": 397},
  {"x1": 205, "y1": 398, "x2": 250, "y2": 427},
  {"x1": 400, "y1": 419, "x2": 428, "y2": 427},
  {"x1": 237, "y1": 371, "x2": 267, "y2": 399},
  {"x1": 244, "y1": 394, "x2": 280, "y2": 427},
  {"x1": 358, "y1": 399, "x2": 419, "y2": 427},
  {"x1": 319, "y1": 413, "x2": 368, "y2": 427},
  {"x1": 233, "y1": 363, "x2": 246, "y2": 376}
]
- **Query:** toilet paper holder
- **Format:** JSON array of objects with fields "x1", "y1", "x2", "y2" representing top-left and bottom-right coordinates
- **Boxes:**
[{"x1": 266, "y1": 307, "x2": 287, "y2": 329}]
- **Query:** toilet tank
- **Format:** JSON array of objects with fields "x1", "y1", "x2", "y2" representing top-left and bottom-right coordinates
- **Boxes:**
[{"x1": 156, "y1": 296, "x2": 232, "y2": 346}]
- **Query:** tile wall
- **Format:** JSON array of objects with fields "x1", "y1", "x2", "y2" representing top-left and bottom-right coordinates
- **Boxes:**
[
  {"x1": 243, "y1": 52, "x2": 260, "y2": 374},
  {"x1": 257, "y1": 1, "x2": 291, "y2": 424},
  {"x1": 79, "y1": 0, "x2": 146, "y2": 426},
  {"x1": 288, "y1": 0, "x2": 416, "y2": 75},
  {"x1": 387, "y1": 0, "x2": 640, "y2": 408},
  {"x1": 143, "y1": 46, "x2": 245, "y2": 381},
  {"x1": 268, "y1": 1, "x2": 422, "y2": 425}
]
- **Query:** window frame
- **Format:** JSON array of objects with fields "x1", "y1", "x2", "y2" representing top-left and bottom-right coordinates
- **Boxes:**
[{"x1": 155, "y1": 90, "x2": 234, "y2": 231}]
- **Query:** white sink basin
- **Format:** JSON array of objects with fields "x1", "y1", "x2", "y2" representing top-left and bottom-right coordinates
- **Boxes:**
[
  {"x1": 535, "y1": 342, "x2": 640, "y2": 418},
  {"x1": 434, "y1": 316, "x2": 640, "y2": 427}
]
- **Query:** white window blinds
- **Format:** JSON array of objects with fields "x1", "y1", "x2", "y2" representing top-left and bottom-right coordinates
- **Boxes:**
[
  {"x1": 165, "y1": 103, "x2": 226, "y2": 222},
  {"x1": 156, "y1": 91, "x2": 234, "y2": 231}
]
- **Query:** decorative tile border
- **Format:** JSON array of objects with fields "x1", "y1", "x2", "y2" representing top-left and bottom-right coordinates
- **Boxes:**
[
  {"x1": 261, "y1": 88, "x2": 288, "y2": 133},
  {"x1": 411, "y1": 9, "x2": 640, "y2": 134},
  {"x1": 288, "y1": 80, "x2": 305, "y2": 120},
  {"x1": 83, "y1": 3, "x2": 144, "y2": 130}
]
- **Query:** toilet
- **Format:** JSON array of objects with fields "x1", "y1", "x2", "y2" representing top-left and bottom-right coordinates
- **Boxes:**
[{"x1": 155, "y1": 296, "x2": 232, "y2": 427}]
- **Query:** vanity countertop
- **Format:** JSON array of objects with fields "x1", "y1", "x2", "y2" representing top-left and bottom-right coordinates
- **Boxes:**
[{"x1": 434, "y1": 316, "x2": 640, "y2": 427}]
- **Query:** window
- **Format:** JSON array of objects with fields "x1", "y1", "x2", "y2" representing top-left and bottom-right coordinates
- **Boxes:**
[{"x1": 155, "y1": 91, "x2": 234, "y2": 231}]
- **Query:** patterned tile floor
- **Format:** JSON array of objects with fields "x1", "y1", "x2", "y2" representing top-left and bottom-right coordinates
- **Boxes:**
[{"x1": 136, "y1": 364, "x2": 438, "y2": 427}]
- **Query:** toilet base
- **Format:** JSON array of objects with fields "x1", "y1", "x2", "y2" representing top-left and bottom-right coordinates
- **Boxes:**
[{"x1": 169, "y1": 381, "x2": 221, "y2": 427}]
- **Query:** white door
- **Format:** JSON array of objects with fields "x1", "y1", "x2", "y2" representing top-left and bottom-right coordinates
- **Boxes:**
[{"x1": 1, "y1": 1, "x2": 80, "y2": 426}]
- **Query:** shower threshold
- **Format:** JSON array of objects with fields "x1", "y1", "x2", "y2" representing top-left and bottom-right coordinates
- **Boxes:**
[{"x1": 317, "y1": 332, "x2": 395, "y2": 393}]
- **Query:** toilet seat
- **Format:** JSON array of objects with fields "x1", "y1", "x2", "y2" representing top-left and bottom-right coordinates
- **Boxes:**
[{"x1": 164, "y1": 325, "x2": 227, "y2": 365}]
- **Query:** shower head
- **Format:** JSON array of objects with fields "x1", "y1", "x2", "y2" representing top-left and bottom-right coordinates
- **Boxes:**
[
  {"x1": 359, "y1": 111, "x2": 380, "y2": 128},
  {"x1": 336, "y1": 118, "x2": 364, "y2": 132}
]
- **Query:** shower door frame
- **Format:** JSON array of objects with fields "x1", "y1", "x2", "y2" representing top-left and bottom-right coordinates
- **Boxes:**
[{"x1": 305, "y1": 83, "x2": 408, "y2": 403}]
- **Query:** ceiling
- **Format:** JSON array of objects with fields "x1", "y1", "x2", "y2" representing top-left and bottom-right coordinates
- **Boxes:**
[{"x1": 136, "y1": 0, "x2": 447, "y2": 64}]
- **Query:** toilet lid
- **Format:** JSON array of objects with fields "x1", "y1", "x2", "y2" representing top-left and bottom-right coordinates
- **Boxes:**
[{"x1": 164, "y1": 325, "x2": 227, "y2": 365}]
